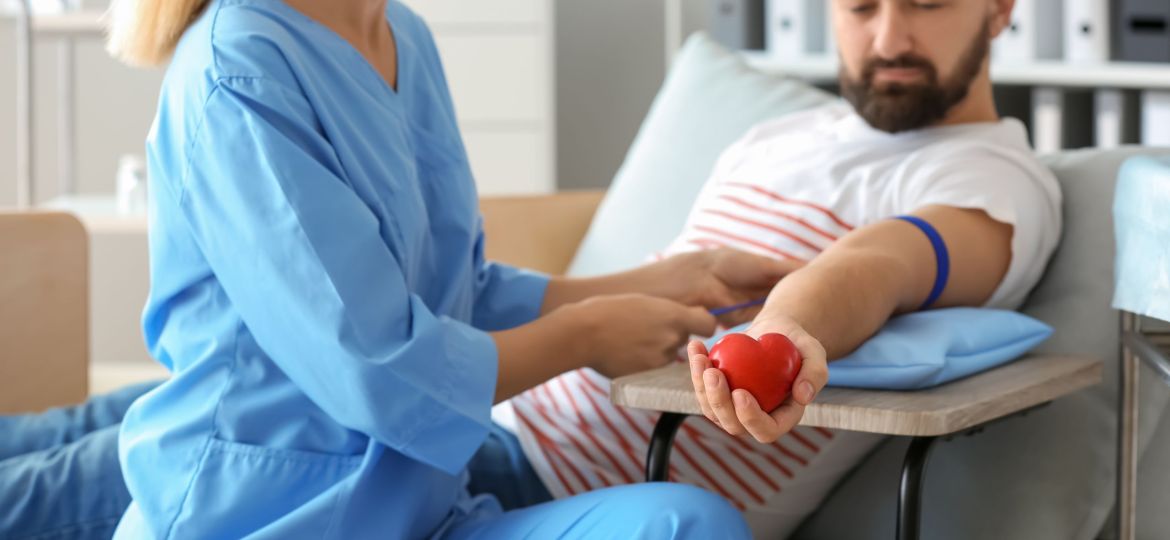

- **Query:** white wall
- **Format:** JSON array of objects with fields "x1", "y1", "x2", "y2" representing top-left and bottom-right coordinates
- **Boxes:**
[{"x1": 555, "y1": 0, "x2": 707, "y2": 190}]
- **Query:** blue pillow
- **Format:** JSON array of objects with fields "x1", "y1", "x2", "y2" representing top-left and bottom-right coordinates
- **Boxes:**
[{"x1": 703, "y1": 308, "x2": 1053, "y2": 390}]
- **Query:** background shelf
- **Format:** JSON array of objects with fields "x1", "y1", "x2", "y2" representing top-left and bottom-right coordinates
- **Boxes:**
[
  {"x1": 741, "y1": 52, "x2": 1170, "y2": 90},
  {"x1": 27, "y1": 10, "x2": 104, "y2": 36}
]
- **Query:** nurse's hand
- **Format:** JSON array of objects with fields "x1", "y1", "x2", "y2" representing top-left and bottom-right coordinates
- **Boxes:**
[
  {"x1": 645, "y1": 250, "x2": 803, "y2": 326},
  {"x1": 572, "y1": 294, "x2": 718, "y2": 379},
  {"x1": 686, "y1": 315, "x2": 828, "y2": 443}
]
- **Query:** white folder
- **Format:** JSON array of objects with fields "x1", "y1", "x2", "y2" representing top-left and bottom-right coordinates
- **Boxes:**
[
  {"x1": 766, "y1": 0, "x2": 826, "y2": 60},
  {"x1": 1141, "y1": 91, "x2": 1170, "y2": 146},
  {"x1": 994, "y1": 0, "x2": 1064, "y2": 63},
  {"x1": 1064, "y1": 0, "x2": 1110, "y2": 62}
]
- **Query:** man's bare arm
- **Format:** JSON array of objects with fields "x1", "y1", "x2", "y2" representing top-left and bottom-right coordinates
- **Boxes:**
[
  {"x1": 757, "y1": 204, "x2": 1013, "y2": 360},
  {"x1": 689, "y1": 204, "x2": 1014, "y2": 442}
]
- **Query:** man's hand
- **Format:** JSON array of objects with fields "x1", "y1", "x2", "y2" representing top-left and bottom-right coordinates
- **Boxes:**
[
  {"x1": 640, "y1": 249, "x2": 804, "y2": 326},
  {"x1": 687, "y1": 315, "x2": 828, "y2": 443}
]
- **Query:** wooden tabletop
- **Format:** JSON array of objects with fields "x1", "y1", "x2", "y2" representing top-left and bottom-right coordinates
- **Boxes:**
[{"x1": 610, "y1": 355, "x2": 1104, "y2": 437}]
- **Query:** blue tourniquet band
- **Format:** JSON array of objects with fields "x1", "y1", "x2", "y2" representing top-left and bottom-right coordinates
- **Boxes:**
[{"x1": 895, "y1": 215, "x2": 950, "y2": 310}]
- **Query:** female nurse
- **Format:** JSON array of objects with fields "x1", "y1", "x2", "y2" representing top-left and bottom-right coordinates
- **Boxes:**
[{"x1": 104, "y1": 0, "x2": 792, "y2": 537}]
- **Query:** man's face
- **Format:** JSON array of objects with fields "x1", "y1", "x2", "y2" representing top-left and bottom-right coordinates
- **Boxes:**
[{"x1": 834, "y1": 0, "x2": 1010, "y2": 133}]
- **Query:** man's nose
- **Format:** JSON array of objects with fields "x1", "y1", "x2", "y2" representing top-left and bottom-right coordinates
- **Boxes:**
[{"x1": 871, "y1": 4, "x2": 914, "y2": 59}]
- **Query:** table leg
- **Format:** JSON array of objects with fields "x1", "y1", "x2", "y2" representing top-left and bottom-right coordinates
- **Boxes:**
[
  {"x1": 1118, "y1": 312, "x2": 1142, "y2": 540},
  {"x1": 646, "y1": 412, "x2": 687, "y2": 482},
  {"x1": 897, "y1": 435, "x2": 939, "y2": 540}
]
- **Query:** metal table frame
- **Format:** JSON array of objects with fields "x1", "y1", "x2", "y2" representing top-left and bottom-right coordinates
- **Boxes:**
[
  {"x1": 1117, "y1": 313, "x2": 1170, "y2": 540},
  {"x1": 644, "y1": 403, "x2": 1052, "y2": 540}
]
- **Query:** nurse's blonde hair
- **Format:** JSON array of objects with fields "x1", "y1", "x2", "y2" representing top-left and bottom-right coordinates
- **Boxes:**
[{"x1": 105, "y1": 0, "x2": 208, "y2": 67}]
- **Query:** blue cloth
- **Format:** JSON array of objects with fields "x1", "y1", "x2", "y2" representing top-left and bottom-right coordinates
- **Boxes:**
[
  {"x1": 117, "y1": 1, "x2": 555, "y2": 538},
  {"x1": 894, "y1": 216, "x2": 950, "y2": 310},
  {"x1": 443, "y1": 483, "x2": 749, "y2": 539},
  {"x1": 706, "y1": 308, "x2": 1053, "y2": 390},
  {"x1": 1113, "y1": 155, "x2": 1170, "y2": 323},
  {"x1": 0, "y1": 382, "x2": 159, "y2": 540}
]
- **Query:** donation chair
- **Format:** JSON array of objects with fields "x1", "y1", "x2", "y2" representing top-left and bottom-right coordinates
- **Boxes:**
[{"x1": 478, "y1": 34, "x2": 1170, "y2": 540}]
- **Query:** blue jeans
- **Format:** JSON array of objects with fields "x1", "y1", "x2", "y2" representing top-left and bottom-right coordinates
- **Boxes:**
[{"x1": 0, "y1": 381, "x2": 160, "y2": 540}]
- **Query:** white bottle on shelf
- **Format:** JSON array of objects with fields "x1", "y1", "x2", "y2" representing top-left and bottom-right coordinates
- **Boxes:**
[{"x1": 116, "y1": 154, "x2": 148, "y2": 216}]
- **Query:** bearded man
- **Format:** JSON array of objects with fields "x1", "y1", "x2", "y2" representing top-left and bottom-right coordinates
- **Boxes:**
[{"x1": 506, "y1": 1, "x2": 1061, "y2": 536}]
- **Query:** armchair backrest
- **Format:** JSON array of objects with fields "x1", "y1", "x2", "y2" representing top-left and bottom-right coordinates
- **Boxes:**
[
  {"x1": 1027, "y1": 148, "x2": 1170, "y2": 390},
  {"x1": 0, "y1": 212, "x2": 89, "y2": 413}
]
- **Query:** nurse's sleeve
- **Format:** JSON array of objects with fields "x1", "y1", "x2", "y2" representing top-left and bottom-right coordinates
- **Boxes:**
[
  {"x1": 468, "y1": 228, "x2": 550, "y2": 331},
  {"x1": 176, "y1": 76, "x2": 493, "y2": 474}
]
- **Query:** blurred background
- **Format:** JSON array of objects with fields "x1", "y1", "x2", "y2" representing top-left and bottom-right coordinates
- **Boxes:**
[{"x1": 3, "y1": 0, "x2": 1170, "y2": 379}]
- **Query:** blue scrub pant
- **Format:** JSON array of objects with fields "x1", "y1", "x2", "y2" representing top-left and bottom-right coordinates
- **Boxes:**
[
  {"x1": 454, "y1": 425, "x2": 749, "y2": 539},
  {"x1": 1, "y1": 383, "x2": 748, "y2": 540},
  {"x1": 447, "y1": 482, "x2": 749, "y2": 539}
]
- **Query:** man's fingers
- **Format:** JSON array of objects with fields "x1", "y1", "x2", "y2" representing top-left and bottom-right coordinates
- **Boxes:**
[
  {"x1": 790, "y1": 332, "x2": 828, "y2": 405},
  {"x1": 687, "y1": 341, "x2": 717, "y2": 423},
  {"x1": 703, "y1": 368, "x2": 746, "y2": 436},
  {"x1": 768, "y1": 399, "x2": 807, "y2": 436},
  {"x1": 732, "y1": 390, "x2": 783, "y2": 443}
]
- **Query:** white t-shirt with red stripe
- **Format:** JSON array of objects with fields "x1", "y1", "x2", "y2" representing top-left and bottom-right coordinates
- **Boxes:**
[{"x1": 500, "y1": 102, "x2": 1062, "y2": 528}]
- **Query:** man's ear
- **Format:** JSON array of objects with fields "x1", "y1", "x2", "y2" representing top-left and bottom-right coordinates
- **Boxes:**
[{"x1": 988, "y1": 0, "x2": 1016, "y2": 39}]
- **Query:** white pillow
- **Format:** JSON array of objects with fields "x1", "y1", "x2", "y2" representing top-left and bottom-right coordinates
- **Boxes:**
[{"x1": 567, "y1": 33, "x2": 833, "y2": 277}]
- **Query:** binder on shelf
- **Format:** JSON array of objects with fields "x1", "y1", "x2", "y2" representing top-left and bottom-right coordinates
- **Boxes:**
[
  {"x1": 766, "y1": 0, "x2": 827, "y2": 60},
  {"x1": 1032, "y1": 87, "x2": 1065, "y2": 154},
  {"x1": 1095, "y1": 89, "x2": 1125, "y2": 148},
  {"x1": 1117, "y1": 0, "x2": 1170, "y2": 63},
  {"x1": 1141, "y1": 90, "x2": 1170, "y2": 145},
  {"x1": 1065, "y1": 0, "x2": 1110, "y2": 62},
  {"x1": 993, "y1": 0, "x2": 1064, "y2": 63},
  {"x1": 709, "y1": 0, "x2": 766, "y2": 51}
]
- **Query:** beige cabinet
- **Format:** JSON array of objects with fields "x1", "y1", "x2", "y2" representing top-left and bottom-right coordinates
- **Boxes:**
[{"x1": 407, "y1": 0, "x2": 556, "y2": 195}]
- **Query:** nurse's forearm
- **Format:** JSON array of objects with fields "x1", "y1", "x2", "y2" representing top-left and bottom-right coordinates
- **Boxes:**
[
  {"x1": 541, "y1": 272, "x2": 649, "y2": 314},
  {"x1": 491, "y1": 307, "x2": 591, "y2": 402}
]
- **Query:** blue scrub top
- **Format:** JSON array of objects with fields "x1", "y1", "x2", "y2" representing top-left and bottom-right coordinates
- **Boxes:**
[{"x1": 115, "y1": 1, "x2": 549, "y2": 538}]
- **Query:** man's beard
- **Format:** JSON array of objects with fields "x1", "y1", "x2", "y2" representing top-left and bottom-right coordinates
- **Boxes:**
[{"x1": 840, "y1": 21, "x2": 990, "y2": 134}]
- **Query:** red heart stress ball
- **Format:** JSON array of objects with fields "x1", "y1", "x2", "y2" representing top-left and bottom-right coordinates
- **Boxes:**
[{"x1": 709, "y1": 333, "x2": 803, "y2": 412}]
